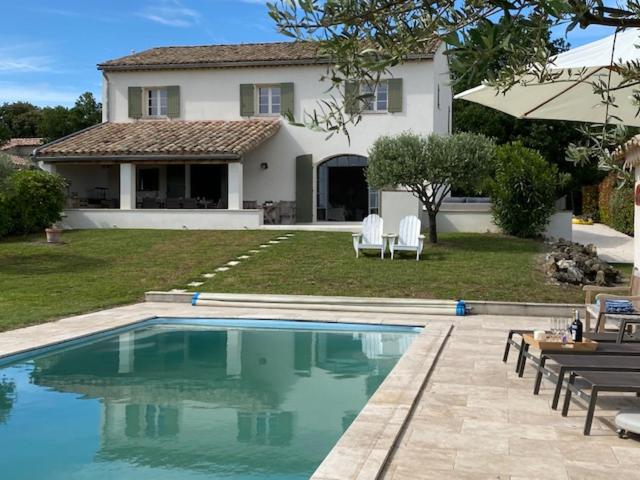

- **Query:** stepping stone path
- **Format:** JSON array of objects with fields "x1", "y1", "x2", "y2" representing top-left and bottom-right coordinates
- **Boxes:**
[{"x1": 186, "y1": 233, "x2": 295, "y2": 289}]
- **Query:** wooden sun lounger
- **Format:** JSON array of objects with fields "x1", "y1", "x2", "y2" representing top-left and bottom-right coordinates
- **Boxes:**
[
  {"x1": 533, "y1": 354, "x2": 640, "y2": 410},
  {"x1": 561, "y1": 370, "x2": 640, "y2": 435},
  {"x1": 516, "y1": 339, "x2": 640, "y2": 378}
]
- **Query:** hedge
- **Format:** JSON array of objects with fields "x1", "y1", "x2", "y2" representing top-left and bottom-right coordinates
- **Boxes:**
[
  {"x1": 0, "y1": 167, "x2": 67, "y2": 238},
  {"x1": 489, "y1": 143, "x2": 559, "y2": 238},
  {"x1": 608, "y1": 185, "x2": 634, "y2": 236}
]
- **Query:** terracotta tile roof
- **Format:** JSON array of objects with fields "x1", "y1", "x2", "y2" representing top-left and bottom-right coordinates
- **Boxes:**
[
  {"x1": 35, "y1": 120, "x2": 280, "y2": 159},
  {"x1": 0, "y1": 152, "x2": 32, "y2": 168},
  {"x1": 98, "y1": 40, "x2": 440, "y2": 71},
  {"x1": 0, "y1": 137, "x2": 43, "y2": 150}
]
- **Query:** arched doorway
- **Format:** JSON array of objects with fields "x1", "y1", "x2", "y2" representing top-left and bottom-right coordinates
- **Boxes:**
[{"x1": 316, "y1": 155, "x2": 379, "y2": 222}]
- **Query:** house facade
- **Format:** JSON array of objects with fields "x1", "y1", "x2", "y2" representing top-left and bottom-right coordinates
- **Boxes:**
[{"x1": 34, "y1": 41, "x2": 452, "y2": 230}]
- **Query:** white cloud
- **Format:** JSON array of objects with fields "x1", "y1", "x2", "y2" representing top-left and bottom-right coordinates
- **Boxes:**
[
  {"x1": 0, "y1": 82, "x2": 83, "y2": 106},
  {"x1": 138, "y1": 0, "x2": 201, "y2": 27},
  {"x1": 0, "y1": 44, "x2": 53, "y2": 73}
]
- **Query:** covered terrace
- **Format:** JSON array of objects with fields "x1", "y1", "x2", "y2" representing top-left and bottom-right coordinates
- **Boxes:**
[{"x1": 33, "y1": 119, "x2": 280, "y2": 229}]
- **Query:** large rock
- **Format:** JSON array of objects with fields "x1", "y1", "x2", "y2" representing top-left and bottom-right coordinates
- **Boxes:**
[{"x1": 545, "y1": 239, "x2": 621, "y2": 287}]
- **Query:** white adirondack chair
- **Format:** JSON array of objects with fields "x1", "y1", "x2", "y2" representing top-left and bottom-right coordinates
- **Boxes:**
[
  {"x1": 352, "y1": 214, "x2": 385, "y2": 258},
  {"x1": 387, "y1": 215, "x2": 425, "y2": 260}
]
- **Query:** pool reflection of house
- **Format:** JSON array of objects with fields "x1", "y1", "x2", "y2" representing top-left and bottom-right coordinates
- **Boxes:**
[{"x1": 31, "y1": 327, "x2": 411, "y2": 474}]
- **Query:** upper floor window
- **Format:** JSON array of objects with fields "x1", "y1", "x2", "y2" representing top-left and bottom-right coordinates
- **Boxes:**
[
  {"x1": 257, "y1": 85, "x2": 281, "y2": 116},
  {"x1": 147, "y1": 88, "x2": 168, "y2": 117},
  {"x1": 361, "y1": 81, "x2": 388, "y2": 112}
]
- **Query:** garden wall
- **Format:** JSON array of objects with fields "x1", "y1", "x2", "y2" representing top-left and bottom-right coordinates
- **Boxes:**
[{"x1": 432, "y1": 203, "x2": 573, "y2": 239}]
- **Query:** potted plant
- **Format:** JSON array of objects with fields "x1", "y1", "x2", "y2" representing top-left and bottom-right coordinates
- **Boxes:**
[{"x1": 45, "y1": 223, "x2": 62, "y2": 243}]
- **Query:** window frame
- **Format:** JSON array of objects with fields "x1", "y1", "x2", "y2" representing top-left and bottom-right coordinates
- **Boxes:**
[
  {"x1": 255, "y1": 84, "x2": 282, "y2": 117},
  {"x1": 144, "y1": 87, "x2": 169, "y2": 118},
  {"x1": 360, "y1": 80, "x2": 389, "y2": 113}
]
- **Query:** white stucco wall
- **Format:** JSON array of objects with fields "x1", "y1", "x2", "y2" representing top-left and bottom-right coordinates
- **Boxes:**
[
  {"x1": 431, "y1": 43, "x2": 452, "y2": 135},
  {"x1": 57, "y1": 164, "x2": 120, "y2": 199},
  {"x1": 380, "y1": 190, "x2": 421, "y2": 234},
  {"x1": 103, "y1": 57, "x2": 447, "y2": 215},
  {"x1": 430, "y1": 204, "x2": 573, "y2": 240},
  {"x1": 61, "y1": 209, "x2": 262, "y2": 230}
]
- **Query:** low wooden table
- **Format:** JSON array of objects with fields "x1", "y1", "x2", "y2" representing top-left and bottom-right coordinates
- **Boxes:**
[{"x1": 522, "y1": 334, "x2": 598, "y2": 352}]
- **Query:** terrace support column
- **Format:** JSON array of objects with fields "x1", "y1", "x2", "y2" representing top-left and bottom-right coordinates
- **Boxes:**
[
  {"x1": 120, "y1": 163, "x2": 136, "y2": 210},
  {"x1": 185, "y1": 165, "x2": 191, "y2": 198},
  {"x1": 228, "y1": 162, "x2": 243, "y2": 210}
]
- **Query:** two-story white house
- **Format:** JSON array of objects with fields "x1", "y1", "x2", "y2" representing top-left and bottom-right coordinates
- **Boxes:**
[{"x1": 34, "y1": 41, "x2": 452, "y2": 230}]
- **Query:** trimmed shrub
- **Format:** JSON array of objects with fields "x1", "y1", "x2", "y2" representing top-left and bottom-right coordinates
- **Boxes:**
[
  {"x1": 598, "y1": 173, "x2": 616, "y2": 224},
  {"x1": 489, "y1": 142, "x2": 560, "y2": 238},
  {"x1": 0, "y1": 193, "x2": 11, "y2": 237},
  {"x1": 9, "y1": 170, "x2": 67, "y2": 234},
  {"x1": 608, "y1": 185, "x2": 634, "y2": 236},
  {"x1": 581, "y1": 184, "x2": 599, "y2": 221}
]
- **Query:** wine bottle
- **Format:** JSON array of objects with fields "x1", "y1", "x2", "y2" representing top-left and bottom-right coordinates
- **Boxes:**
[{"x1": 570, "y1": 309, "x2": 583, "y2": 343}]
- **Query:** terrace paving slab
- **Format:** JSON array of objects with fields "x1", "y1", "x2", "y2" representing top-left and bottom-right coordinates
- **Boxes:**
[{"x1": 1, "y1": 303, "x2": 640, "y2": 479}]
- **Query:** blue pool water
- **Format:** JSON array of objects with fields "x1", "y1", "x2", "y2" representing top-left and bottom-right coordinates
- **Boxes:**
[{"x1": 0, "y1": 318, "x2": 419, "y2": 479}]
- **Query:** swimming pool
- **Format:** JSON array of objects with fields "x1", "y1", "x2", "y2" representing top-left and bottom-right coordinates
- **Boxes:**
[{"x1": 0, "y1": 318, "x2": 420, "y2": 479}]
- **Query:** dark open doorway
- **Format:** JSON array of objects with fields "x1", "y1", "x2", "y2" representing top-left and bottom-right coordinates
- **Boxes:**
[{"x1": 317, "y1": 155, "x2": 378, "y2": 222}]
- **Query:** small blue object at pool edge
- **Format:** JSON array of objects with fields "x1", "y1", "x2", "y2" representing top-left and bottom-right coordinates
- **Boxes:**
[
  {"x1": 456, "y1": 300, "x2": 466, "y2": 316},
  {"x1": 191, "y1": 292, "x2": 200, "y2": 306}
]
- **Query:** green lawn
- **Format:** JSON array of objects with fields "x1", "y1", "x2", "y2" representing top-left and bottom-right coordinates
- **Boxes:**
[
  {"x1": 0, "y1": 229, "x2": 629, "y2": 332},
  {"x1": 208, "y1": 231, "x2": 603, "y2": 303},
  {"x1": 0, "y1": 229, "x2": 274, "y2": 331}
]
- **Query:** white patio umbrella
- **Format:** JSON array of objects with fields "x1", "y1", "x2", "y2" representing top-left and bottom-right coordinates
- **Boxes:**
[{"x1": 454, "y1": 28, "x2": 640, "y2": 126}]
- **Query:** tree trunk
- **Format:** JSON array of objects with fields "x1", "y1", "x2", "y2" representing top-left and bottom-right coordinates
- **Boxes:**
[{"x1": 427, "y1": 211, "x2": 438, "y2": 244}]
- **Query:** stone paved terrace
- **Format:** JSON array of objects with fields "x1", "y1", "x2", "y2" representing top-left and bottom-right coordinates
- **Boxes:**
[{"x1": 1, "y1": 303, "x2": 639, "y2": 479}]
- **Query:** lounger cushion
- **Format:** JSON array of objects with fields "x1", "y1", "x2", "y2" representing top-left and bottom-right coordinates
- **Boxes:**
[{"x1": 616, "y1": 410, "x2": 640, "y2": 434}]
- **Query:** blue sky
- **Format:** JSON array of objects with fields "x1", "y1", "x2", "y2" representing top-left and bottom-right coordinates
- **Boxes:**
[{"x1": 0, "y1": 0, "x2": 615, "y2": 107}]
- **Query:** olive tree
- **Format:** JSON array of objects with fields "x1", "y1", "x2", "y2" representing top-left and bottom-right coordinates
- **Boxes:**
[{"x1": 367, "y1": 132, "x2": 496, "y2": 243}]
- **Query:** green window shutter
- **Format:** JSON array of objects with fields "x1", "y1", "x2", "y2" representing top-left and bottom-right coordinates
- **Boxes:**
[
  {"x1": 128, "y1": 86, "x2": 142, "y2": 119},
  {"x1": 280, "y1": 83, "x2": 294, "y2": 118},
  {"x1": 240, "y1": 84, "x2": 255, "y2": 117},
  {"x1": 167, "y1": 85, "x2": 180, "y2": 118},
  {"x1": 344, "y1": 81, "x2": 359, "y2": 115},
  {"x1": 295, "y1": 154, "x2": 313, "y2": 223},
  {"x1": 387, "y1": 78, "x2": 403, "y2": 113}
]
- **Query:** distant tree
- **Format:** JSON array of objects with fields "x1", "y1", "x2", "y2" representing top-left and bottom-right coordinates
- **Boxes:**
[
  {"x1": 38, "y1": 106, "x2": 75, "y2": 143},
  {"x1": 70, "y1": 92, "x2": 102, "y2": 131},
  {"x1": 38, "y1": 92, "x2": 101, "y2": 142},
  {"x1": 367, "y1": 132, "x2": 496, "y2": 244},
  {"x1": 0, "y1": 102, "x2": 42, "y2": 138},
  {"x1": 0, "y1": 123, "x2": 9, "y2": 147}
]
